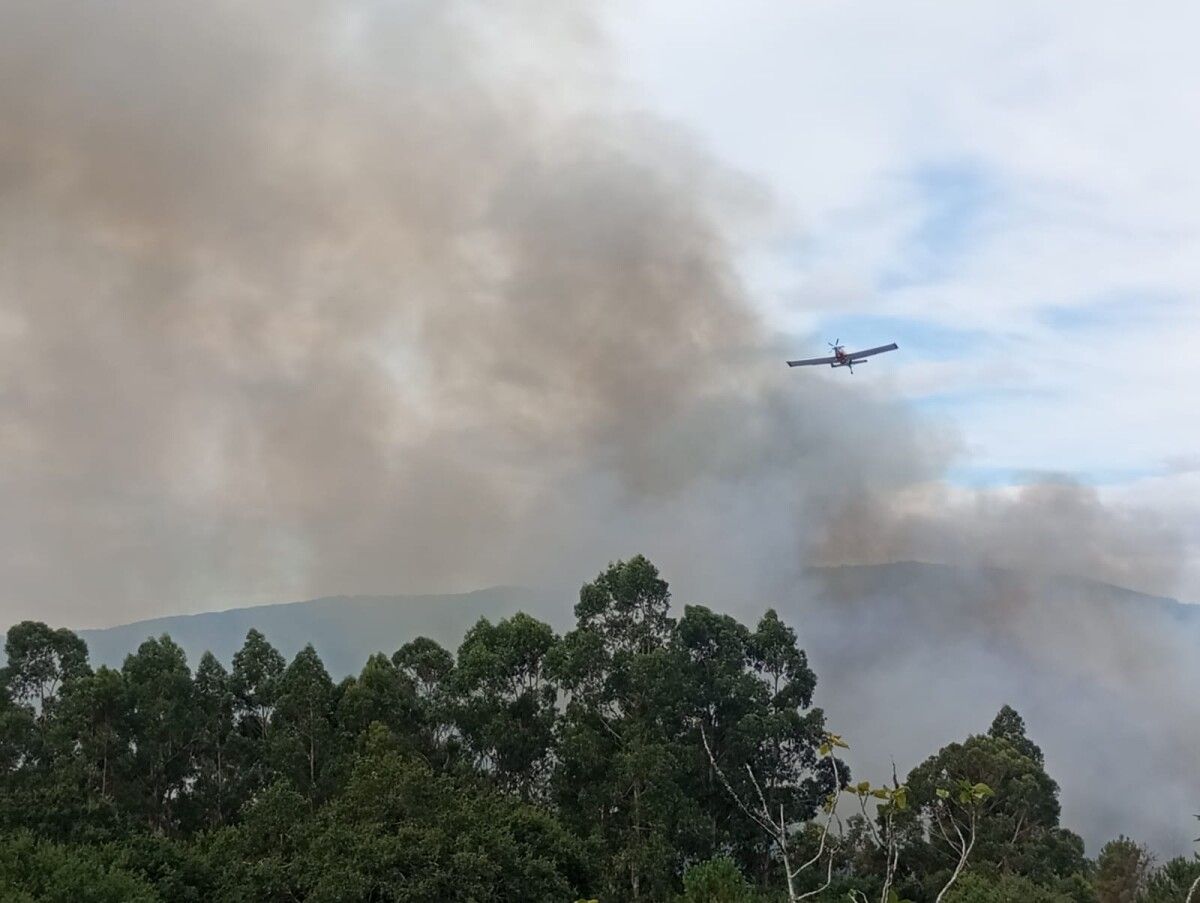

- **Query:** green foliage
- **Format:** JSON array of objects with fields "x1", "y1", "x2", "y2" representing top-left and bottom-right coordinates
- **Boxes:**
[
  {"x1": 188, "y1": 651, "x2": 237, "y2": 829},
  {"x1": 988, "y1": 706, "x2": 1044, "y2": 766},
  {"x1": 905, "y1": 708, "x2": 1087, "y2": 893},
  {"x1": 271, "y1": 644, "x2": 337, "y2": 801},
  {"x1": 336, "y1": 653, "x2": 421, "y2": 753},
  {"x1": 100, "y1": 832, "x2": 216, "y2": 902},
  {"x1": 0, "y1": 559, "x2": 1184, "y2": 903},
  {"x1": 679, "y1": 855, "x2": 757, "y2": 902},
  {"x1": 230, "y1": 628, "x2": 285, "y2": 743},
  {"x1": 943, "y1": 872, "x2": 1079, "y2": 903},
  {"x1": 0, "y1": 831, "x2": 159, "y2": 902},
  {"x1": 452, "y1": 613, "x2": 559, "y2": 796},
  {"x1": 1143, "y1": 855, "x2": 1200, "y2": 902},
  {"x1": 204, "y1": 780, "x2": 311, "y2": 901},
  {"x1": 122, "y1": 635, "x2": 198, "y2": 832},
  {"x1": 207, "y1": 735, "x2": 588, "y2": 902},
  {"x1": 2, "y1": 621, "x2": 91, "y2": 711},
  {"x1": 391, "y1": 636, "x2": 455, "y2": 753},
  {"x1": 1092, "y1": 836, "x2": 1151, "y2": 903},
  {"x1": 551, "y1": 557, "x2": 697, "y2": 900},
  {"x1": 573, "y1": 553, "x2": 673, "y2": 656}
]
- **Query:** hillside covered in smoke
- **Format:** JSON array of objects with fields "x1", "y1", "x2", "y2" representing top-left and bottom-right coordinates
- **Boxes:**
[
  {"x1": 70, "y1": 560, "x2": 1200, "y2": 857},
  {"x1": 4, "y1": 555, "x2": 1199, "y2": 901}
]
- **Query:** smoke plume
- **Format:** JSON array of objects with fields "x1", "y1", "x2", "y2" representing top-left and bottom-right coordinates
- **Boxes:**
[{"x1": 0, "y1": 0, "x2": 942, "y2": 623}]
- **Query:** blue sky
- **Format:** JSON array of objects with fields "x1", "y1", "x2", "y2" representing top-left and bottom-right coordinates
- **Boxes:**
[
  {"x1": 879, "y1": 161, "x2": 1000, "y2": 290},
  {"x1": 608, "y1": 0, "x2": 1200, "y2": 595}
]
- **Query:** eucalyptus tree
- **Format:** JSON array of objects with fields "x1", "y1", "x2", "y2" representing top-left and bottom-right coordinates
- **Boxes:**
[
  {"x1": 229, "y1": 629, "x2": 285, "y2": 792},
  {"x1": 393, "y1": 636, "x2": 456, "y2": 754},
  {"x1": 189, "y1": 652, "x2": 238, "y2": 829},
  {"x1": 550, "y1": 555, "x2": 695, "y2": 901},
  {"x1": 1, "y1": 621, "x2": 90, "y2": 715},
  {"x1": 905, "y1": 708, "x2": 1087, "y2": 900},
  {"x1": 271, "y1": 644, "x2": 337, "y2": 802},
  {"x1": 451, "y1": 613, "x2": 560, "y2": 797},
  {"x1": 121, "y1": 635, "x2": 198, "y2": 833}
]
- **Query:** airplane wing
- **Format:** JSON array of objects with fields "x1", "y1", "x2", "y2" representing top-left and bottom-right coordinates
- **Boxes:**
[
  {"x1": 844, "y1": 343, "x2": 898, "y2": 359},
  {"x1": 786, "y1": 355, "x2": 837, "y2": 367}
]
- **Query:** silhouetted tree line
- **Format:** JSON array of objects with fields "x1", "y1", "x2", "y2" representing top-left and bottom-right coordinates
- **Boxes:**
[{"x1": 0, "y1": 556, "x2": 1196, "y2": 901}]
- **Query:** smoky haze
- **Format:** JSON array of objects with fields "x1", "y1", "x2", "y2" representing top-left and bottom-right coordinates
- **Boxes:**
[
  {"x1": 0, "y1": 0, "x2": 942, "y2": 623},
  {"x1": 0, "y1": 0, "x2": 1196, "y2": 855}
]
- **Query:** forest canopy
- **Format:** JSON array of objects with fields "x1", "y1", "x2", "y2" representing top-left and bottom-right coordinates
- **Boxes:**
[{"x1": 0, "y1": 556, "x2": 1196, "y2": 902}]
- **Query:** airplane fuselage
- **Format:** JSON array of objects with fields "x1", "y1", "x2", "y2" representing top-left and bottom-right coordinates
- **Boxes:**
[{"x1": 829, "y1": 346, "x2": 870, "y2": 370}]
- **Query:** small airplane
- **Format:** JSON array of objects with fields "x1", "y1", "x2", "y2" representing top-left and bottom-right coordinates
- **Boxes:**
[{"x1": 787, "y1": 339, "x2": 898, "y2": 373}]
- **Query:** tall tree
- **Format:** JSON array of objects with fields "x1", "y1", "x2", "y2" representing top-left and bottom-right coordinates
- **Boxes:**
[
  {"x1": 10, "y1": 663, "x2": 127, "y2": 842},
  {"x1": 1093, "y1": 836, "x2": 1152, "y2": 903},
  {"x1": 229, "y1": 629, "x2": 285, "y2": 791},
  {"x1": 52, "y1": 665, "x2": 128, "y2": 803},
  {"x1": 573, "y1": 553, "x2": 672, "y2": 657},
  {"x1": 122, "y1": 635, "x2": 198, "y2": 833},
  {"x1": 682, "y1": 604, "x2": 836, "y2": 893},
  {"x1": 393, "y1": 637, "x2": 456, "y2": 753},
  {"x1": 272, "y1": 644, "x2": 336, "y2": 802},
  {"x1": 337, "y1": 652, "x2": 422, "y2": 752},
  {"x1": 551, "y1": 556, "x2": 700, "y2": 901},
  {"x1": 189, "y1": 652, "x2": 237, "y2": 829},
  {"x1": 905, "y1": 707, "x2": 1088, "y2": 896},
  {"x1": 988, "y1": 706, "x2": 1044, "y2": 766},
  {"x1": 2, "y1": 622, "x2": 90, "y2": 715},
  {"x1": 451, "y1": 613, "x2": 559, "y2": 797}
]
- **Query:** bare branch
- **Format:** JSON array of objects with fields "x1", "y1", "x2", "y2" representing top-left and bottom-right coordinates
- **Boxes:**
[
  {"x1": 791, "y1": 755, "x2": 841, "y2": 878},
  {"x1": 879, "y1": 804, "x2": 901, "y2": 903},
  {"x1": 934, "y1": 803, "x2": 978, "y2": 903},
  {"x1": 699, "y1": 723, "x2": 780, "y2": 839},
  {"x1": 745, "y1": 760, "x2": 775, "y2": 827},
  {"x1": 795, "y1": 847, "x2": 835, "y2": 901},
  {"x1": 856, "y1": 793, "x2": 885, "y2": 849},
  {"x1": 1009, "y1": 809, "x2": 1026, "y2": 845},
  {"x1": 700, "y1": 723, "x2": 849, "y2": 903}
]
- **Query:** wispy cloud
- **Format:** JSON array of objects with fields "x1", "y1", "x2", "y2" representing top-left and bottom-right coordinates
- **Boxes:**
[{"x1": 611, "y1": 0, "x2": 1200, "y2": 508}]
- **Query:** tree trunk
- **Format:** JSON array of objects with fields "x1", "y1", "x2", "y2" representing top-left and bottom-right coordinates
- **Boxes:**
[{"x1": 631, "y1": 782, "x2": 642, "y2": 900}]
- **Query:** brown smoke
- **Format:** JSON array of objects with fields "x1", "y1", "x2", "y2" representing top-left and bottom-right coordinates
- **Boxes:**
[
  {"x1": 0, "y1": 0, "x2": 941, "y2": 624},
  {"x1": 0, "y1": 0, "x2": 1183, "y2": 620},
  {"x1": 814, "y1": 479, "x2": 1183, "y2": 596}
]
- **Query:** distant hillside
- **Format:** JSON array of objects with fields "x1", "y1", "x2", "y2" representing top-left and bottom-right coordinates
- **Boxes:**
[
  {"x1": 78, "y1": 585, "x2": 569, "y2": 677},
  {"x1": 785, "y1": 562, "x2": 1200, "y2": 859},
  {"x1": 72, "y1": 561, "x2": 1196, "y2": 673},
  {"x1": 49, "y1": 561, "x2": 1200, "y2": 857}
]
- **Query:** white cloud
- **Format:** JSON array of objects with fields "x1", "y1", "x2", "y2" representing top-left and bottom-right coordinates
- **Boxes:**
[{"x1": 607, "y1": 1, "x2": 1200, "y2": 585}]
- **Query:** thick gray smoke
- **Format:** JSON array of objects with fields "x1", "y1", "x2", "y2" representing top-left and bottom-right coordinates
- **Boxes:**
[
  {"x1": 0, "y1": 0, "x2": 1195, "y2": 856},
  {"x1": 816, "y1": 480, "x2": 1183, "y2": 595},
  {"x1": 0, "y1": 0, "x2": 939, "y2": 625},
  {"x1": 801, "y1": 484, "x2": 1196, "y2": 855}
]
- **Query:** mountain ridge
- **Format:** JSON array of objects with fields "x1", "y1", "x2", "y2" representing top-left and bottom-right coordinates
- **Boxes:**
[{"x1": 67, "y1": 559, "x2": 1195, "y2": 662}]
